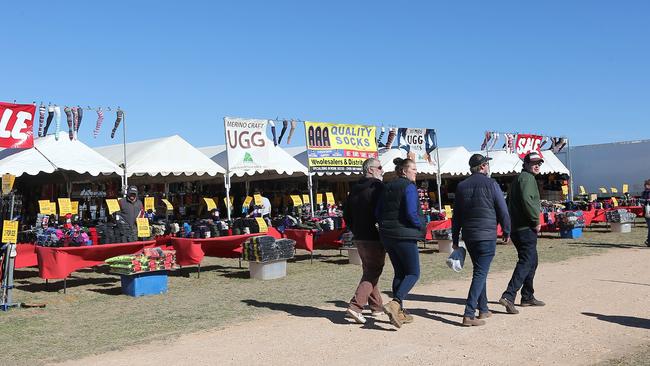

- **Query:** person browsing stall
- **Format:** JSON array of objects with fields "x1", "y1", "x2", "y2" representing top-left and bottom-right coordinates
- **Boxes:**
[{"x1": 119, "y1": 185, "x2": 144, "y2": 238}]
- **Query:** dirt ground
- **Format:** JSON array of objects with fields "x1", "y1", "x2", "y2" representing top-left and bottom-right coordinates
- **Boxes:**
[{"x1": 55, "y1": 245, "x2": 650, "y2": 366}]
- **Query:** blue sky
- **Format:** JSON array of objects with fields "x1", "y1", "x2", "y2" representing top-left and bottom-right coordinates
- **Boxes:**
[{"x1": 2, "y1": 0, "x2": 648, "y2": 150}]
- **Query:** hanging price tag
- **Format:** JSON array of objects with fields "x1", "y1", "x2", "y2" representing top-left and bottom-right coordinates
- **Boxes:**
[
  {"x1": 161, "y1": 199, "x2": 174, "y2": 210},
  {"x1": 203, "y1": 198, "x2": 216, "y2": 211},
  {"x1": 71, "y1": 201, "x2": 79, "y2": 214},
  {"x1": 622, "y1": 184, "x2": 629, "y2": 194},
  {"x1": 58, "y1": 198, "x2": 72, "y2": 215},
  {"x1": 106, "y1": 199, "x2": 120, "y2": 214},
  {"x1": 224, "y1": 197, "x2": 234, "y2": 209},
  {"x1": 253, "y1": 194, "x2": 263, "y2": 206},
  {"x1": 444, "y1": 204, "x2": 453, "y2": 219},
  {"x1": 326, "y1": 192, "x2": 335, "y2": 205},
  {"x1": 136, "y1": 218, "x2": 150, "y2": 238},
  {"x1": 316, "y1": 193, "x2": 323, "y2": 204},
  {"x1": 599, "y1": 187, "x2": 607, "y2": 194},
  {"x1": 579, "y1": 186, "x2": 586, "y2": 195},
  {"x1": 243, "y1": 196, "x2": 253, "y2": 207},
  {"x1": 1, "y1": 174, "x2": 15, "y2": 195},
  {"x1": 144, "y1": 197, "x2": 155, "y2": 212},
  {"x1": 561, "y1": 186, "x2": 569, "y2": 196},
  {"x1": 255, "y1": 217, "x2": 268, "y2": 233},
  {"x1": 49, "y1": 201, "x2": 57, "y2": 214},
  {"x1": 290, "y1": 195, "x2": 302, "y2": 205},
  {"x1": 610, "y1": 187, "x2": 618, "y2": 194},
  {"x1": 2, "y1": 220, "x2": 18, "y2": 243},
  {"x1": 611, "y1": 197, "x2": 619, "y2": 207},
  {"x1": 39, "y1": 200, "x2": 53, "y2": 215},
  {"x1": 301, "y1": 194, "x2": 310, "y2": 204}
]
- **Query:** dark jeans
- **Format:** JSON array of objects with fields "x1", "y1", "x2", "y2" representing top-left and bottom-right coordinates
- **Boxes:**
[
  {"x1": 381, "y1": 236, "x2": 420, "y2": 306},
  {"x1": 502, "y1": 228, "x2": 539, "y2": 302},
  {"x1": 349, "y1": 240, "x2": 386, "y2": 313},
  {"x1": 646, "y1": 218, "x2": 650, "y2": 243},
  {"x1": 464, "y1": 240, "x2": 496, "y2": 317}
]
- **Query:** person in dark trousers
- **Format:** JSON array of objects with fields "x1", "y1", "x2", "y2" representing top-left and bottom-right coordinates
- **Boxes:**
[
  {"x1": 499, "y1": 152, "x2": 546, "y2": 314},
  {"x1": 376, "y1": 157, "x2": 424, "y2": 329},
  {"x1": 452, "y1": 153, "x2": 511, "y2": 326},
  {"x1": 642, "y1": 179, "x2": 650, "y2": 246},
  {"x1": 119, "y1": 185, "x2": 144, "y2": 239},
  {"x1": 343, "y1": 158, "x2": 385, "y2": 324}
]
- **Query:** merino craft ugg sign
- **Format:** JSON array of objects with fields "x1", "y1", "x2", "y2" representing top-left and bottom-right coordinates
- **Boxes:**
[
  {"x1": 0, "y1": 102, "x2": 35, "y2": 149},
  {"x1": 514, "y1": 134, "x2": 543, "y2": 159}
]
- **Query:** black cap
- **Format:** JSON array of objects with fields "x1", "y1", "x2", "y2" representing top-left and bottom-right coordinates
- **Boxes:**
[
  {"x1": 469, "y1": 153, "x2": 492, "y2": 168},
  {"x1": 127, "y1": 186, "x2": 138, "y2": 195},
  {"x1": 523, "y1": 151, "x2": 544, "y2": 164}
]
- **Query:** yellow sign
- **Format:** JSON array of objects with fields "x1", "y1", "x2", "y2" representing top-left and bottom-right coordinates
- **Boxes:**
[
  {"x1": 599, "y1": 187, "x2": 607, "y2": 194},
  {"x1": 610, "y1": 187, "x2": 618, "y2": 194},
  {"x1": 302, "y1": 194, "x2": 310, "y2": 204},
  {"x1": 58, "y1": 198, "x2": 72, "y2": 215},
  {"x1": 203, "y1": 198, "x2": 216, "y2": 211},
  {"x1": 623, "y1": 184, "x2": 629, "y2": 194},
  {"x1": 144, "y1": 197, "x2": 155, "y2": 212},
  {"x1": 161, "y1": 199, "x2": 174, "y2": 210},
  {"x1": 444, "y1": 204, "x2": 453, "y2": 219},
  {"x1": 254, "y1": 194, "x2": 263, "y2": 206},
  {"x1": 223, "y1": 197, "x2": 234, "y2": 210},
  {"x1": 611, "y1": 197, "x2": 619, "y2": 207},
  {"x1": 590, "y1": 194, "x2": 598, "y2": 202},
  {"x1": 304, "y1": 121, "x2": 378, "y2": 173},
  {"x1": 579, "y1": 186, "x2": 586, "y2": 195},
  {"x1": 2, "y1": 220, "x2": 18, "y2": 243},
  {"x1": 325, "y1": 192, "x2": 335, "y2": 205},
  {"x1": 290, "y1": 195, "x2": 302, "y2": 206},
  {"x1": 106, "y1": 199, "x2": 120, "y2": 214},
  {"x1": 1, "y1": 174, "x2": 15, "y2": 195},
  {"x1": 561, "y1": 186, "x2": 569, "y2": 196},
  {"x1": 243, "y1": 196, "x2": 253, "y2": 207},
  {"x1": 136, "y1": 218, "x2": 150, "y2": 238},
  {"x1": 71, "y1": 201, "x2": 79, "y2": 214},
  {"x1": 49, "y1": 201, "x2": 57, "y2": 214},
  {"x1": 39, "y1": 200, "x2": 53, "y2": 215},
  {"x1": 316, "y1": 193, "x2": 323, "y2": 204},
  {"x1": 255, "y1": 217, "x2": 268, "y2": 233}
]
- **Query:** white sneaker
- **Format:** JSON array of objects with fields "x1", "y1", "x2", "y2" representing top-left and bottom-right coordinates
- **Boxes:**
[{"x1": 346, "y1": 308, "x2": 367, "y2": 324}]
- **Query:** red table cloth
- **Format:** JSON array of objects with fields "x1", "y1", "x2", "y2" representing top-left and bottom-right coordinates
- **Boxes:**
[
  {"x1": 424, "y1": 220, "x2": 504, "y2": 240},
  {"x1": 618, "y1": 206, "x2": 644, "y2": 217},
  {"x1": 283, "y1": 228, "x2": 346, "y2": 253},
  {"x1": 171, "y1": 234, "x2": 261, "y2": 266},
  {"x1": 16, "y1": 243, "x2": 38, "y2": 268},
  {"x1": 36, "y1": 240, "x2": 156, "y2": 279}
]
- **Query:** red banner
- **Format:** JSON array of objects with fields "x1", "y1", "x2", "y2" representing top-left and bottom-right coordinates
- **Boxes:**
[
  {"x1": 0, "y1": 102, "x2": 35, "y2": 149},
  {"x1": 514, "y1": 134, "x2": 543, "y2": 159}
]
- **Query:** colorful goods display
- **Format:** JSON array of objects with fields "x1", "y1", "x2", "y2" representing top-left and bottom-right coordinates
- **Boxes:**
[
  {"x1": 605, "y1": 209, "x2": 636, "y2": 224},
  {"x1": 556, "y1": 211, "x2": 586, "y2": 230},
  {"x1": 242, "y1": 236, "x2": 295, "y2": 262},
  {"x1": 106, "y1": 247, "x2": 177, "y2": 275}
]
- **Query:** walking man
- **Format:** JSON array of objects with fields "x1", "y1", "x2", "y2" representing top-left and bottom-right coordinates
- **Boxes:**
[
  {"x1": 344, "y1": 158, "x2": 385, "y2": 324},
  {"x1": 452, "y1": 153, "x2": 511, "y2": 326},
  {"x1": 499, "y1": 152, "x2": 546, "y2": 314}
]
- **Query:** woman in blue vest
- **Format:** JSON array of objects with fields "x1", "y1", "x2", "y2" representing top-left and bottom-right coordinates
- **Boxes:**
[{"x1": 377, "y1": 157, "x2": 425, "y2": 329}]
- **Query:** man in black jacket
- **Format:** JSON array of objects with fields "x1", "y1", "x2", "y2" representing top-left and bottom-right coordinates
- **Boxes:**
[
  {"x1": 453, "y1": 154, "x2": 511, "y2": 326},
  {"x1": 343, "y1": 158, "x2": 385, "y2": 324}
]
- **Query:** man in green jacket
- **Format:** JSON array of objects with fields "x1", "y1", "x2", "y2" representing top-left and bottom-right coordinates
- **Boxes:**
[{"x1": 499, "y1": 152, "x2": 546, "y2": 314}]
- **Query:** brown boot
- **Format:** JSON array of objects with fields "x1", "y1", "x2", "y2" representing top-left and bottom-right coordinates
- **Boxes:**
[
  {"x1": 383, "y1": 300, "x2": 403, "y2": 328},
  {"x1": 462, "y1": 316, "x2": 486, "y2": 327},
  {"x1": 478, "y1": 311, "x2": 492, "y2": 319},
  {"x1": 399, "y1": 309, "x2": 414, "y2": 324}
]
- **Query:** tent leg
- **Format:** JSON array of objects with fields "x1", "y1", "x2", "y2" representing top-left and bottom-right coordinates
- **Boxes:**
[
  {"x1": 197, "y1": 264, "x2": 201, "y2": 279},
  {"x1": 63, "y1": 278, "x2": 67, "y2": 294}
]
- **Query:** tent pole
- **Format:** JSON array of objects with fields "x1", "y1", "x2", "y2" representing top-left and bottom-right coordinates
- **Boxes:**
[
  {"x1": 434, "y1": 130, "x2": 443, "y2": 212},
  {"x1": 122, "y1": 110, "x2": 128, "y2": 195},
  {"x1": 225, "y1": 174, "x2": 232, "y2": 221},
  {"x1": 308, "y1": 173, "x2": 315, "y2": 218},
  {"x1": 566, "y1": 138, "x2": 574, "y2": 201}
]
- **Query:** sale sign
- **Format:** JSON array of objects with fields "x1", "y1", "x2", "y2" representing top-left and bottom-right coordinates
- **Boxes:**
[
  {"x1": 305, "y1": 122, "x2": 378, "y2": 173},
  {"x1": 514, "y1": 134, "x2": 544, "y2": 159},
  {"x1": 0, "y1": 102, "x2": 35, "y2": 148}
]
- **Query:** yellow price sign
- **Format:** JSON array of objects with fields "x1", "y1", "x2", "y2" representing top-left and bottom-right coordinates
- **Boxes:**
[
  {"x1": 144, "y1": 197, "x2": 155, "y2": 212},
  {"x1": 610, "y1": 187, "x2": 618, "y2": 194},
  {"x1": 1, "y1": 174, "x2": 15, "y2": 195},
  {"x1": 136, "y1": 218, "x2": 151, "y2": 238},
  {"x1": 253, "y1": 194, "x2": 263, "y2": 206},
  {"x1": 39, "y1": 200, "x2": 53, "y2": 215},
  {"x1": 561, "y1": 185, "x2": 569, "y2": 196},
  {"x1": 611, "y1": 197, "x2": 619, "y2": 207},
  {"x1": 579, "y1": 186, "x2": 586, "y2": 195},
  {"x1": 71, "y1": 201, "x2": 79, "y2": 214},
  {"x1": 301, "y1": 194, "x2": 310, "y2": 204},
  {"x1": 444, "y1": 204, "x2": 453, "y2": 219},
  {"x1": 290, "y1": 195, "x2": 302, "y2": 205},
  {"x1": 106, "y1": 199, "x2": 120, "y2": 214},
  {"x1": 255, "y1": 217, "x2": 268, "y2": 233},
  {"x1": 58, "y1": 198, "x2": 72, "y2": 215},
  {"x1": 161, "y1": 199, "x2": 174, "y2": 210},
  {"x1": 325, "y1": 192, "x2": 335, "y2": 205},
  {"x1": 223, "y1": 197, "x2": 234, "y2": 209},
  {"x1": 49, "y1": 201, "x2": 57, "y2": 214},
  {"x1": 203, "y1": 198, "x2": 216, "y2": 211},
  {"x1": 243, "y1": 196, "x2": 253, "y2": 207},
  {"x1": 2, "y1": 220, "x2": 18, "y2": 243},
  {"x1": 623, "y1": 184, "x2": 629, "y2": 194},
  {"x1": 316, "y1": 193, "x2": 323, "y2": 204},
  {"x1": 599, "y1": 187, "x2": 607, "y2": 194}
]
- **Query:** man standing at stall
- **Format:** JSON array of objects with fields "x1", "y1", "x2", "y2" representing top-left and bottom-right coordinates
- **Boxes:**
[
  {"x1": 119, "y1": 185, "x2": 144, "y2": 241},
  {"x1": 499, "y1": 152, "x2": 546, "y2": 314},
  {"x1": 344, "y1": 158, "x2": 388, "y2": 324}
]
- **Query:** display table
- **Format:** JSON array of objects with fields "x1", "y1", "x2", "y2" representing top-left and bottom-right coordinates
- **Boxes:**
[
  {"x1": 36, "y1": 240, "x2": 157, "y2": 280},
  {"x1": 171, "y1": 234, "x2": 261, "y2": 267},
  {"x1": 618, "y1": 206, "x2": 644, "y2": 217},
  {"x1": 16, "y1": 243, "x2": 39, "y2": 269},
  {"x1": 424, "y1": 220, "x2": 452, "y2": 240},
  {"x1": 283, "y1": 228, "x2": 345, "y2": 253}
]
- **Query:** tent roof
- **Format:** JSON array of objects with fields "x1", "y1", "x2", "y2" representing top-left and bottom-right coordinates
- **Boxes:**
[
  {"x1": 199, "y1": 144, "x2": 307, "y2": 177},
  {"x1": 95, "y1": 135, "x2": 225, "y2": 177},
  {"x1": 0, "y1": 133, "x2": 122, "y2": 177},
  {"x1": 473, "y1": 149, "x2": 570, "y2": 175},
  {"x1": 379, "y1": 146, "x2": 472, "y2": 176}
]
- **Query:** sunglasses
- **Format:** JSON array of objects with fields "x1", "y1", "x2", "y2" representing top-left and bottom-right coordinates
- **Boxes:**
[{"x1": 372, "y1": 165, "x2": 383, "y2": 170}]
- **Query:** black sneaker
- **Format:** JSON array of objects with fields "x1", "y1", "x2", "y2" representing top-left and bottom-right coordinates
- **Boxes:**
[
  {"x1": 520, "y1": 298, "x2": 546, "y2": 307},
  {"x1": 499, "y1": 297, "x2": 519, "y2": 314}
]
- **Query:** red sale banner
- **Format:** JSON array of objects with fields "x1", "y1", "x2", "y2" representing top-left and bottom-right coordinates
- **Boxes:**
[
  {"x1": 514, "y1": 134, "x2": 543, "y2": 159},
  {"x1": 0, "y1": 102, "x2": 35, "y2": 149}
]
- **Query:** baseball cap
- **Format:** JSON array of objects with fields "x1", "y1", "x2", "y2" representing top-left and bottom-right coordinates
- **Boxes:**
[
  {"x1": 127, "y1": 186, "x2": 138, "y2": 195},
  {"x1": 524, "y1": 152, "x2": 544, "y2": 164},
  {"x1": 468, "y1": 153, "x2": 492, "y2": 168}
]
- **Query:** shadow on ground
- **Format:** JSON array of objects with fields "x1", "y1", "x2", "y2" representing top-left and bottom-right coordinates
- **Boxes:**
[{"x1": 582, "y1": 312, "x2": 650, "y2": 329}]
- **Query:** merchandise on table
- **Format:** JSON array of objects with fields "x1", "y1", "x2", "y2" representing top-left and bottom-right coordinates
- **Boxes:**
[
  {"x1": 106, "y1": 247, "x2": 177, "y2": 275},
  {"x1": 556, "y1": 211, "x2": 586, "y2": 230},
  {"x1": 432, "y1": 228, "x2": 453, "y2": 240},
  {"x1": 605, "y1": 209, "x2": 636, "y2": 223},
  {"x1": 242, "y1": 236, "x2": 295, "y2": 262}
]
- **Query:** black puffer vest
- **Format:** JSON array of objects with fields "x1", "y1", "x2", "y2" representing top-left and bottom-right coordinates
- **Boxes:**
[{"x1": 378, "y1": 176, "x2": 425, "y2": 241}]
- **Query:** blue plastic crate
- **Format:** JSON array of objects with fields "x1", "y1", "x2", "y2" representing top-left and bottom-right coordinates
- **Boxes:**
[
  {"x1": 560, "y1": 228, "x2": 582, "y2": 239},
  {"x1": 120, "y1": 271, "x2": 168, "y2": 297}
]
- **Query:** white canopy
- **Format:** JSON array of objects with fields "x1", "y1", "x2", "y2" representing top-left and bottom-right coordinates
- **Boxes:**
[
  {"x1": 95, "y1": 135, "x2": 225, "y2": 177},
  {"x1": 478, "y1": 149, "x2": 570, "y2": 175},
  {"x1": 200, "y1": 144, "x2": 307, "y2": 178},
  {"x1": 0, "y1": 133, "x2": 122, "y2": 177},
  {"x1": 378, "y1": 146, "x2": 473, "y2": 177}
]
